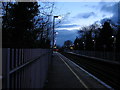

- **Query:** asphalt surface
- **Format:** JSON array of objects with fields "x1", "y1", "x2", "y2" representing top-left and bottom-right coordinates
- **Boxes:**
[
  {"x1": 45, "y1": 52, "x2": 85, "y2": 88},
  {"x1": 44, "y1": 52, "x2": 112, "y2": 89}
]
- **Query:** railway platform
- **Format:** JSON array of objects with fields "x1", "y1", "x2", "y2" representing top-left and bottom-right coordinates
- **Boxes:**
[{"x1": 44, "y1": 52, "x2": 113, "y2": 89}]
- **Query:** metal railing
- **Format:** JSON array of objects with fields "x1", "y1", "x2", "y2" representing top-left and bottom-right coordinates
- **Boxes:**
[
  {"x1": 68, "y1": 50, "x2": 120, "y2": 62},
  {"x1": 2, "y1": 48, "x2": 52, "y2": 89}
]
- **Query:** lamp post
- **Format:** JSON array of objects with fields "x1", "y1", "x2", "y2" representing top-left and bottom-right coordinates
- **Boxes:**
[
  {"x1": 53, "y1": 16, "x2": 59, "y2": 52},
  {"x1": 77, "y1": 43, "x2": 79, "y2": 50},
  {"x1": 92, "y1": 39, "x2": 96, "y2": 56},
  {"x1": 83, "y1": 41, "x2": 85, "y2": 54},
  {"x1": 112, "y1": 36, "x2": 116, "y2": 61}
]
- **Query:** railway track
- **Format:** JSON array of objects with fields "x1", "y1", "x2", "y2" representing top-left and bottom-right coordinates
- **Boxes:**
[{"x1": 60, "y1": 52, "x2": 120, "y2": 89}]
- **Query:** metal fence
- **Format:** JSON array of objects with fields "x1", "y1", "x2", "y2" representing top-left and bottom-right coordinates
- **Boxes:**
[
  {"x1": 2, "y1": 48, "x2": 52, "y2": 89},
  {"x1": 68, "y1": 50, "x2": 120, "y2": 62}
]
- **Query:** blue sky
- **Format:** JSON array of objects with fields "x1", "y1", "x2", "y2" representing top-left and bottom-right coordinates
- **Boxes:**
[{"x1": 52, "y1": 1, "x2": 119, "y2": 46}]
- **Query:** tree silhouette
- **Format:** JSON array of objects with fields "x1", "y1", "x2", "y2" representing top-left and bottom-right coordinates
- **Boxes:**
[
  {"x1": 74, "y1": 37, "x2": 85, "y2": 50},
  {"x1": 76, "y1": 22, "x2": 115, "y2": 52},
  {"x1": 97, "y1": 22, "x2": 113, "y2": 51},
  {"x1": 2, "y1": 2, "x2": 40, "y2": 48},
  {"x1": 74, "y1": 37, "x2": 79, "y2": 50},
  {"x1": 116, "y1": 27, "x2": 120, "y2": 52},
  {"x1": 64, "y1": 40, "x2": 73, "y2": 49}
]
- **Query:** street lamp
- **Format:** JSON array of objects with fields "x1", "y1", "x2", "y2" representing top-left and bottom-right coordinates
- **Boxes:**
[
  {"x1": 92, "y1": 39, "x2": 96, "y2": 56},
  {"x1": 112, "y1": 35, "x2": 116, "y2": 61},
  {"x1": 83, "y1": 41, "x2": 85, "y2": 54},
  {"x1": 82, "y1": 42, "x2": 85, "y2": 50},
  {"x1": 53, "y1": 16, "x2": 61, "y2": 52}
]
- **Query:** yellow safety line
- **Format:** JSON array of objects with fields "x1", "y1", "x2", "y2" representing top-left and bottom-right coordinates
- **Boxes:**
[{"x1": 57, "y1": 53, "x2": 89, "y2": 89}]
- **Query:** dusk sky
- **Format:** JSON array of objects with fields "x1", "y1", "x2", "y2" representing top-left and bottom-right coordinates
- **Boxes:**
[
  {"x1": 1, "y1": 1, "x2": 119, "y2": 47},
  {"x1": 53, "y1": 1, "x2": 119, "y2": 46}
]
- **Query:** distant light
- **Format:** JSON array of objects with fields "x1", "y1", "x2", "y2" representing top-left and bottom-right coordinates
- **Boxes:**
[
  {"x1": 70, "y1": 46, "x2": 74, "y2": 50},
  {"x1": 56, "y1": 32, "x2": 58, "y2": 35},
  {"x1": 54, "y1": 46, "x2": 57, "y2": 49},
  {"x1": 112, "y1": 36, "x2": 114, "y2": 38},
  {"x1": 58, "y1": 16, "x2": 62, "y2": 19},
  {"x1": 92, "y1": 40, "x2": 95, "y2": 42}
]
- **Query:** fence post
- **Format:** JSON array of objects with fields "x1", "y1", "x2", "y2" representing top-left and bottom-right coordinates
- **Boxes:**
[
  {"x1": 7, "y1": 48, "x2": 10, "y2": 88},
  {"x1": 0, "y1": 48, "x2": 2, "y2": 89},
  {"x1": 2, "y1": 48, "x2": 52, "y2": 89}
]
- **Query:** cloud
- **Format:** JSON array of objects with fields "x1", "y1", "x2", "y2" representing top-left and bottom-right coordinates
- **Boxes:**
[
  {"x1": 73, "y1": 12, "x2": 96, "y2": 19},
  {"x1": 99, "y1": 2, "x2": 117, "y2": 13},
  {"x1": 99, "y1": 2, "x2": 120, "y2": 24},
  {"x1": 56, "y1": 24, "x2": 80, "y2": 31},
  {"x1": 61, "y1": 20, "x2": 71, "y2": 24},
  {"x1": 56, "y1": 30, "x2": 79, "y2": 46},
  {"x1": 100, "y1": 18, "x2": 110, "y2": 24},
  {"x1": 110, "y1": 2, "x2": 120, "y2": 24},
  {"x1": 58, "y1": 24, "x2": 80, "y2": 28},
  {"x1": 83, "y1": 4, "x2": 97, "y2": 8}
]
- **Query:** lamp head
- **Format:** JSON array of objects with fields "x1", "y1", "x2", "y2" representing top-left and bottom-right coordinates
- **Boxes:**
[
  {"x1": 54, "y1": 16, "x2": 59, "y2": 18},
  {"x1": 54, "y1": 16, "x2": 62, "y2": 19}
]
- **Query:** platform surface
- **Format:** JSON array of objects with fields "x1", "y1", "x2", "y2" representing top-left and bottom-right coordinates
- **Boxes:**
[{"x1": 45, "y1": 52, "x2": 113, "y2": 89}]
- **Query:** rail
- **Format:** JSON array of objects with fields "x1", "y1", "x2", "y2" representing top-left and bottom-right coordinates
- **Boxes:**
[{"x1": 61, "y1": 52, "x2": 120, "y2": 89}]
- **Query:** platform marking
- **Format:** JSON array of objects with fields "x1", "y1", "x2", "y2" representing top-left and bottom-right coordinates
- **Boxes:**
[
  {"x1": 58, "y1": 52, "x2": 114, "y2": 90},
  {"x1": 57, "y1": 53, "x2": 89, "y2": 89}
]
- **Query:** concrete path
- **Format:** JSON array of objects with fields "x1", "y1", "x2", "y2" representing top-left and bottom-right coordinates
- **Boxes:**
[{"x1": 44, "y1": 52, "x2": 113, "y2": 89}]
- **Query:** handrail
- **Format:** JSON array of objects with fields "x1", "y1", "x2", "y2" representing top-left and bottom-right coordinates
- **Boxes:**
[{"x1": 9, "y1": 52, "x2": 50, "y2": 74}]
